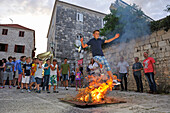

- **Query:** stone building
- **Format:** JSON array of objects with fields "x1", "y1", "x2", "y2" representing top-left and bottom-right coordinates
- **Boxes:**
[
  {"x1": 47, "y1": 0, "x2": 106, "y2": 68},
  {"x1": 0, "y1": 24, "x2": 35, "y2": 60}
]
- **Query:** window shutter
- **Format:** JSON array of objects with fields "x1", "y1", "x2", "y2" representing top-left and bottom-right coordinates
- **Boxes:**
[
  {"x1": 14, "y1": 45, "x2": 17, "y2": 52},
  {"x1": 80, "y1": 14, "x2": 83, "y2": 22},
  {"x1": 5, "y1": 44, "x2": 8, "y2": 52},
  {"x1": 22, "y1": 46, "x2": 25, "y2": 53},
  {"x1": 76, "y1": 13, "x2": 79, "y2": 21},
  {"x1": 22, "y1": 32, "x2": 25, "y2": 37}
]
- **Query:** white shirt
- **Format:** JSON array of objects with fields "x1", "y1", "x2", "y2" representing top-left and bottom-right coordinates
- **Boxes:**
[
  {"x1": 88, "y1": 62, "x2": 98, "y2": 69},
  {"x1": 35, "y1": 64, "x2": 44, "y2": 78},
  {"x1": 50, "y1": 64, "x2": 58, "y2": 76},
  {"x1": 117, "y1": 61, "x2": 129, "y2": 73},
  {"x1": 88, "y1": 62, "x2": 99, "y2": 73}
]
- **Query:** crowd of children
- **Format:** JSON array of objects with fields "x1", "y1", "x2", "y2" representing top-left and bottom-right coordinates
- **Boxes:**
[{"x1": 0, "y1": 56, "x2": 83, "y2": 93}]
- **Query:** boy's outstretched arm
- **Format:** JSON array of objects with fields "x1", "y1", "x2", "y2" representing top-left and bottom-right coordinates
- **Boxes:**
[
  {"x1": 80, "y1": 37, "x2": 88, "y2": 48},
  {"x1": 104, "y1": 33, "x2": 120, "y2": 43}
]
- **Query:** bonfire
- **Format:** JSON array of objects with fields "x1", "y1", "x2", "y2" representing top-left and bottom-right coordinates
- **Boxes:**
[
  {"x1": 59, "y1": 73, "x2": 126, "y2": 106},
  {"x1": 75, "y1": 74, "x2": 117, "y2": 103}
]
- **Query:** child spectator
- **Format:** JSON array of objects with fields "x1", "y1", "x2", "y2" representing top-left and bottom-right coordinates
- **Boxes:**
[
  {"x1": 34, "y1": 59, "x2": 43, "y2": 93},
  {"x1": 0, "y1": 58, "x2": 6, "y2": 88},
  {"x1": 70, "y1": 69, "x2": 75, "y2": 87},
  {"x1": 29, "y1": 58, "x2": 38, "y2": 90},
  {"x1": 12, "y1": 57, "x2": 17, "y2": 87},
  {"x1": 21, "y1": 57, "x2": 31, "y2": 93},
  {"x1": 48, "y1": 59, "x2": 60, "y2": 93},
  {"x1": 3, "y1": 56, "x2": 14, "y2": 88},
  {"x1": 16, "y1": 56, "x2": 26, "y2": 89},
  {"x1": 42, "y1": 59, "x2": 51, "y2": 91},
  {"x1": 75, "y1": 67, "x2": 82, "y2": 91}
]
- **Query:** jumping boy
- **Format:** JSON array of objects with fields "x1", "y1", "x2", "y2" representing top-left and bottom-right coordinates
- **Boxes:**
[{"x1": 80, "y1": 30, "x2": 120, "y2": 85}]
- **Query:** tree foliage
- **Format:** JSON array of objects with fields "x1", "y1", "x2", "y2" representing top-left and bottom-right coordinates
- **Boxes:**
[
  {"x1": 100, "y1": 3, "x2": 150, "y2": 41},
  {"x1": 164, "y1": 5, "x2": 170, "y2": 12}
]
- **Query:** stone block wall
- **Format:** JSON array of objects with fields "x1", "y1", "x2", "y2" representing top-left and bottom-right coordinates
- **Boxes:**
[
  {"x1": 0, "y1": 26, "x2": 35, "y2": 60},
  {"x1": 83, "y1": 29, "x2": 170, "y2": 93}
]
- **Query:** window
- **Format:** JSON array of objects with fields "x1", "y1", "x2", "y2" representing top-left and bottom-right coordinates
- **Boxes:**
[
  {"x1": 0, "y1": 43, "x2": 8, "y2": 52},
  {"x1": 19, "y1": 31, "x2": 25, "y2": 37},
  {"x1": 102, "y1": 19, "x2": 106, "y2": 28},
  {"x1": 2, "y1": 29, "x2": 8, "y2": 35},
  {"x1": 14, "y1": 45, "x2": 25, "y2": 53},
  {"x1": 77, "y1": 13, "x2": 83, "y2": 22}
]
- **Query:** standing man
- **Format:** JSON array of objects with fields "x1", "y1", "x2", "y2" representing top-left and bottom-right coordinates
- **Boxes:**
[
  {"x1": 132, "y1": 57, "x2": 143, "y2": 93},
  {"x1": 117, "y1": 56, "x2": 129, "y2": 91},
  {"x1": 143, "y1": 52, "x2": 157, "y2": 94},
  {"x1": 60, "y1": 58, "x2": 70, "y2": 90}
]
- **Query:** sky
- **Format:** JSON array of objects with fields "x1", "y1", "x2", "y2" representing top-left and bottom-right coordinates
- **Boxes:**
[{"x1": 0, "y1": 0, "x2": 169, "y2": 56}]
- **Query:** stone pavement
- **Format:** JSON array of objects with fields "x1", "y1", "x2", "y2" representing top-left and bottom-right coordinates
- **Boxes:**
[{"x1": 0, "y1": 86, "x2": 169, "y2": 113}]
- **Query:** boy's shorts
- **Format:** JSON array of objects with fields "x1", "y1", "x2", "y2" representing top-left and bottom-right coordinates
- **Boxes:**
[
  {"x1": 30, "y1": 76, "x2": 36, "y2": 83},
  {"x1": 49, "y1": 75, "x2": 57, "y2": 86},
  {"x1": 62, "y1": 74, "x2": 68, "y2": 81},
  {"x1": 57, "y1": 75, "x2": 59, "y2": 81},
  {"x1": 22, "y1": 76, "x2": 30, "y2": 84},
  {"x1": 18, "y1": 74, "x2": 22, "y2": 82},
  {"x1": 3, "y1": 72, "x2": 13, "y2": 80},
  {"x1": 35, "y1": 77, "x2": 42, "y2": 84},
  {"x1": 93, "y1": 56, "x2": 111, "y2": 71},
  {"x1": 15, "y1": 70, "x2": 19, "y2": 79}
]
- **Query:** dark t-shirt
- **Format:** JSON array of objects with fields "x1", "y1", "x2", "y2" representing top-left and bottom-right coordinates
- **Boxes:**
[
  {"x1": 23, "y1": 63, "x2": 32, "y2": 76},
  {"x1": 87, "y1": 38, "x2": 105, "y2": 57},
  {"x1": 79, "y1": 67, "x2": 83, "y2": 75},
  {"x1": 132, "y1": 62, "x2": 143, "y2": 76},
  {"x1": 5, "y1": 62, "x2": 14, "y2": 72}
]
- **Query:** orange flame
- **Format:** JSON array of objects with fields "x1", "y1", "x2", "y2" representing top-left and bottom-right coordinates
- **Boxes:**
[{"x1": 76, "y1": 74, "x2": 116, "y2": 103}]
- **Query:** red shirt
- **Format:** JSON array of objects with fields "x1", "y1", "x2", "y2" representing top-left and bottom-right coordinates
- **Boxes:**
[{"x1": 143, "y1": 57, "x2": 155, "y2": 73}]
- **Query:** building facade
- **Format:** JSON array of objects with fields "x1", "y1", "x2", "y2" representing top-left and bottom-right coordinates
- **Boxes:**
[
  {"x1": 47, "y1": 0, "x2": 106, "y2": 68},
  {"x1": 0, "y1": 24, "x2": 35, "y2": 60}
]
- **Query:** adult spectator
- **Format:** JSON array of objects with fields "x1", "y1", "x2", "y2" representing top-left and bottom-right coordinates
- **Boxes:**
[
  {"x1": 117, "y1": 56, "x2": 129, "y2": 91},
  {"x1": 143, "y1": 52, "x2": 157, "y2": 94},
  {"x1": 132, "y1": 57, "x2": 143, "y2": 93},
  {"x1": 60, "y1": 58, "x2": 70, "y2": 90}
]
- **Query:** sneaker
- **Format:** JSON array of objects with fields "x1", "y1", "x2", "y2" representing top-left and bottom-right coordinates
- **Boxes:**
[
  {"x1": 9, "y1": 86, "x2": 12, "y2": 89},
  {"x1": 47, "y1": 91, "x2": 50, "y2": 93},
  {"x1": 53, "y1": 91, "x2": 59, "y2": 93},
  {"x1": 66, "y1": 87, "x2": 68, "y2": 90},
  {"x1": 21, "y1": 89, "x2": 24, "y2": 93},
  {"x1": 27, "y1": 89, "x2": 31, "y2": 93},
  {"x1": 113, "y1": 80, "x2": 121, "y2": 85},
  {"x1": 17, "y1": 86, "x2": 20, "y2": 89},
  {"x1": 0, "y1": 86, "x2": 4, "y2": 89},
  {"x1": 36, "y1": 90, "x2": 41, "y2": 93}
]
